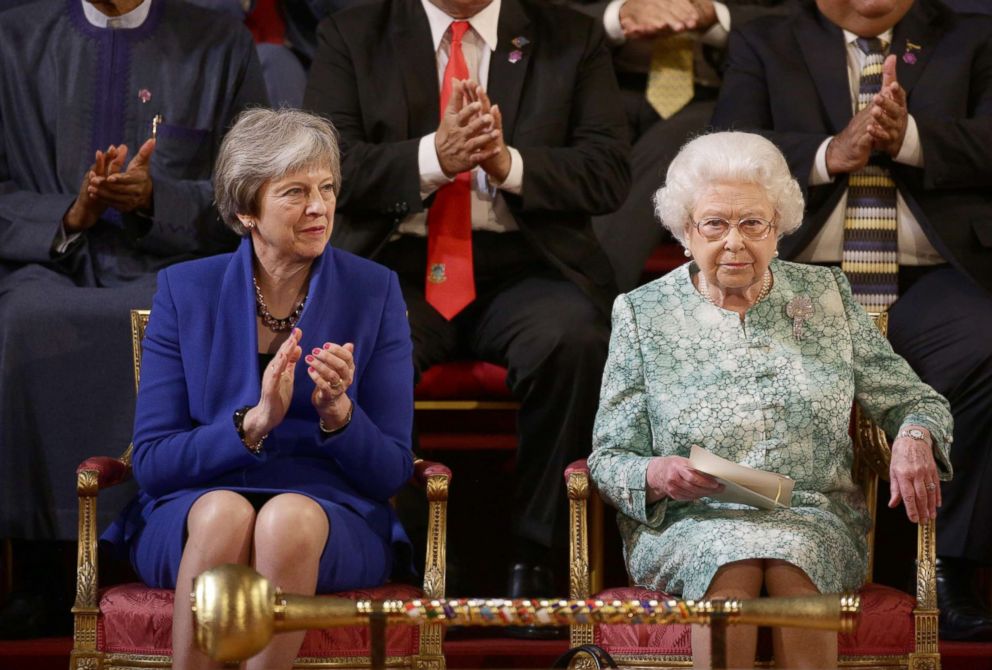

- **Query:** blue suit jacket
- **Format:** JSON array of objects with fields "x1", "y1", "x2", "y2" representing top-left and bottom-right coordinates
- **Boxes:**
[{"x1": 112, "y1": 237, "x2": 414, "y2": 554}]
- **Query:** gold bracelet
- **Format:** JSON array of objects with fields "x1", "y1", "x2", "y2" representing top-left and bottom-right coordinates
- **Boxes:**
[{"x1": 319, "y1": 402, "x2": 354, "y2": 435}]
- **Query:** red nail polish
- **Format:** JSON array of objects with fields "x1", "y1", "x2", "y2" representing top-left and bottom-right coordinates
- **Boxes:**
[
  {"x1": 305, "y1": 355, "x2": 314, "y2": 363},
  {"x1": 312, "y1": 348, "x2": 320, "y2": 355},
  {"x1": 323, "y1": 343, "x2": 331, "y2": 350},
  {"x1": 308, "y1": 367, "x2": 315, "y2": 374}
]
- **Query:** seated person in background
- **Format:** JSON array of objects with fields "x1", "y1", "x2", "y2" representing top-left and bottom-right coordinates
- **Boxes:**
[
  {"x1": 0, "y1": 0, "x2": 266, "y2": 630},
  {"x1": 103, "y1": 109, "x2": 414, "y2": 670},
  {"x1": 304, "y1": 0, "x2": 629, "y2": 598},
  {"x1": 563, "y1": 0, "x2": 797, "y2": 291},
  {"x1": 589, "y1": 132, "x2": 952, "y2": 669},
  {"x1": 711, "y1": 0, "x2": 992, "y2": 641}
]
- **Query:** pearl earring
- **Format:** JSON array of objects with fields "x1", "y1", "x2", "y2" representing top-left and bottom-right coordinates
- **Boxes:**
[
  {"x1": 683, "y1": 248, "x2": 691, "y2": 258},
  {"x1": 774, "y1": 250, "x2": 779, "y2": 257}
]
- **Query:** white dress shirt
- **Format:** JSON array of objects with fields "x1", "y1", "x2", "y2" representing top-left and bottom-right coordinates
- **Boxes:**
[
  {"x1": 54, "y1": 0, "x2": 153, "y2": 254},
  {"x1": 398, "y1": 0, "x2": 523, "y2": 237},
  {"x1": 797, "y1": 29, "x2": 943, "y2": 266}
]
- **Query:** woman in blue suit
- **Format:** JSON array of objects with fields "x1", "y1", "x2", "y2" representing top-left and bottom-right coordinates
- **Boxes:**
[{"x1": 106, "y1": 109, "x2": 414, "y2": 669}]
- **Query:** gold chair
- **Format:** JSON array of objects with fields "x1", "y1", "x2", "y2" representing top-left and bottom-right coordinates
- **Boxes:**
[
  {"x1": 566, "y1": 311, "x2": 942, "y2": 670},
  {"x1": 70, "y1": 309, "x2": 450, "y2": 670}
]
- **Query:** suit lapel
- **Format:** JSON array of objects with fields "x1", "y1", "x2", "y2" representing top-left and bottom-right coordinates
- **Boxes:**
[
  {"x1": 486, "y1": 0, "x2": 532, "y2": 142},
  {"x1": 392, "y1": 0, "x2": 441, "y2": 137},
  {"x1": 795, "y1": 5, "x2": 851, "y2": 134},
  {"x1": 890, "y1": 0, "x2": 944, "y2": 98},
  {"x1": 203, "y1": 238, "x2": 260, "y2": 419}
]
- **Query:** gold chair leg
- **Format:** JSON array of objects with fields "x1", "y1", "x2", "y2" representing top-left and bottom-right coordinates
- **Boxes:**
[{"x1": 909, "y1": 520, "x2": 940, "y2": 670}]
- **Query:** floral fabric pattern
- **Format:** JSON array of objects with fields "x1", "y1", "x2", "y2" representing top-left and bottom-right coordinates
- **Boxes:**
[{"x1": 589, "y1": 260, "x2": 952, "y2": 600}]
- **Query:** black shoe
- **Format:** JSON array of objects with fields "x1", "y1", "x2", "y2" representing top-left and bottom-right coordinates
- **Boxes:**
[
  {"x1": 936, "y1": 557, "x2": 992, "y2": 641},
  {"x1": 506, "y1": 562, "x2": 567, "y2": 640}
]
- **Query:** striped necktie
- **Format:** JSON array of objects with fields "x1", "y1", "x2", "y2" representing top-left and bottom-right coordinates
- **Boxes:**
[{"x1": 842, "y1": 37, "x2": 898, "y2": 311}]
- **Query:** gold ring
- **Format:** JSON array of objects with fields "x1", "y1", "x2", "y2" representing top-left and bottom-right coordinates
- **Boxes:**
[
  {"x1": 330, "y1": 380, "x2": 342, "y2": 391},
  {"x1": 926, "y1": 482, "x2": 936, "y2": 492}
]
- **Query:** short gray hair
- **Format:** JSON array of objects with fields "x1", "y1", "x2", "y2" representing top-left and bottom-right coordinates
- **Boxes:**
[
  {"x1": 214, "y1": 108, "x2": 342, "y2": 235},
  {"x1": 653, "y1": 131, "x2": 805, "y2": 246}
]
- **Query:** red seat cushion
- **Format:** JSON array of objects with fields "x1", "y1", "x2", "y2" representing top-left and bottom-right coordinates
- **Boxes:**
[
  {"x1": 592, "y1": 582, "x2": 915, "y2": 658},
  {"x1": 415, "y1": 361, "x2": 511, "y2": 400},
  {"x1": 97, "y1": 582, "x2": 422, "y2": 658}
]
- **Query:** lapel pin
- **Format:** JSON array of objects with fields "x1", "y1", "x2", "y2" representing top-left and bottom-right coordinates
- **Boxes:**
[
  {"x1": 508, "y1": 49, "x2": 523, "y2": 64},
  {"x1": 902, "y1": 39, "x2": 921, "y2": 65},
  {"x1": 511, "y1": 36, "x2": 529, "y2": 48},
  {"x1": 138, "y1": 88, "x2": 152, "y2": 103}
]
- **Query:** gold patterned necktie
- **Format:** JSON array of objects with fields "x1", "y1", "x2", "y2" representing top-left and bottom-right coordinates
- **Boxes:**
[
  {"x1": 646, "y1": 33, "x2": 695, "y2": 120},
  {"x1": 842, "y1": 37, "x2": 899, "y2": 311}
]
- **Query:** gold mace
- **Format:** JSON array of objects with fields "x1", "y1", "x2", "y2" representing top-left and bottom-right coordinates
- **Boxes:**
[{"x1": 193, "y1": 564, "x2": 860, "y2": 663}]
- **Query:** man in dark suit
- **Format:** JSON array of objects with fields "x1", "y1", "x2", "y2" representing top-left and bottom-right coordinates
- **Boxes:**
[
  {"x1": 303, "y1": 0, "x2": 629, "y2": 600},
  {"x1": 564, "y1": 0, "x2": 796, "y2": 290},
  {"x1": 712, "y1": 0, "x2": 992, "y2": 641}
]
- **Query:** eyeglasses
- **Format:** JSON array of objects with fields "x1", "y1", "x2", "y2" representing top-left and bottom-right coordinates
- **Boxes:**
[{"x1": 691, "y1": 216, "x2": 776, "y2": 241}]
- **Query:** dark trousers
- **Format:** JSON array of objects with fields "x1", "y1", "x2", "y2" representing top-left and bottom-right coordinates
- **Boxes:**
[
  {"x1": 379, "y1": 233, "x2": 611, "y2": 551},
  {"x1": 887, "y1": 265, "x2": 992, "y2": 563},
  {"x1": 593, "y1": 85, "x2": 718, "y2": 291}
]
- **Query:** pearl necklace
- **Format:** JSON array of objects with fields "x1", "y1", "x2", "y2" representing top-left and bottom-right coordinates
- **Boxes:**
[
  {"x1": 253, "y1": 277, "x2": 307, "y2": 332},
  {"x1": 697, "y1": 268, "x2": 772, "y2": 309}
]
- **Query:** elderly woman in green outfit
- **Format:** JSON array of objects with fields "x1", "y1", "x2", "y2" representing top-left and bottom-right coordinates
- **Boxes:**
[{"x1": 588, "y1": 132, "x2": 953, "y2": 669}]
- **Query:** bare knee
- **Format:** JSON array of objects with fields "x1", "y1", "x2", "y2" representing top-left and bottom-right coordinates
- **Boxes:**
[
  {"x1": 186, "y1": 490, "x2": 256, "y2": 550},
  {"x1": 764, "y1": 560, "x2": 820, "y2": 597},
  {"x1": 254, "y1": 493, "x2": 329, "y2": 560},
  {"x1": 706, "y1": 559, "x2": 764, "y2": 599}
]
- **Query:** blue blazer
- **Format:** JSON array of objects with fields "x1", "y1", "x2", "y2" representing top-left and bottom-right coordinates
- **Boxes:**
[{"x1": 108, "y1": 237, "x2": 414, "y2": 555}]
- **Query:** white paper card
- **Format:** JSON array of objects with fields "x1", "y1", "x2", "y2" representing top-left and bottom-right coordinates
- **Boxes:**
[{"x1": 688, "y1": 444, "x2": 795, "y2": 510}]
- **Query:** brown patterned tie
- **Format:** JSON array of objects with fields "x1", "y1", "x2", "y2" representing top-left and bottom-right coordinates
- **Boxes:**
[{"x1": 646, "y1": 34, "x2": 694, "y2": 119}]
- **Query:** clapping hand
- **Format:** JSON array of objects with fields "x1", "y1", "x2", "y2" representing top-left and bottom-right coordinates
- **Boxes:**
[
  {"x1": 825, "y1": 106, "x2": 875, "y2": 175},
  {"x1": 868, "y1": 55, "x2": 908, "y2": 157},
  {"x1": 89, "y1": 137, "x2": 156, "y2": 214},
  {"x1": 462, "y1": 83, "x2": 511, "y2": 184},
  {"x1": 242, "y1": 328, "x2": 303, "y2": 444},
  {"x1": 63, "y1": 145, "x2": 127, "y2": 233},
  {"x1": 646, "y1": 455, "x2": 723, "y2": 503},
  {"x1": 435, "y1": 79, "x2": 501, "y2": 177},
  {"x1": 308, "y1": 342, "x2": 355, "y2": 431}
]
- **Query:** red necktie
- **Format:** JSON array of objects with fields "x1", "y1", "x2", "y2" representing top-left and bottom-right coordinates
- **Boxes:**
[{"x1": 426, "y1": 20, "x2": 475, "y2": 320}]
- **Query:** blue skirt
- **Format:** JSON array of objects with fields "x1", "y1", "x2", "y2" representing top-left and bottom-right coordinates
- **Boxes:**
[{"x1": 128, "y1": 487, "x2": 393, "y2": 592}]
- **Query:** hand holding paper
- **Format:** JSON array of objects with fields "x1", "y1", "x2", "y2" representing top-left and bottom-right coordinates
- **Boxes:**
[{"x1": 688, "y1": 445, "x2": 795, "y2": 510}]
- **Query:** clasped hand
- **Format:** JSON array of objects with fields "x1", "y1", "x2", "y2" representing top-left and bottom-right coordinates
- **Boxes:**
[
  {"x1": 65, "y1": 138, "x2": 157, "y2": 233},
  {"x1": 241, "y1": 328, "x2": 356, "y2": 443},
  {"x1": 826, "y1": 54, "x2": 909, "y2": 174},
  {"x1": 619, "y1": 0, "x2": 718, "y2": 40},
  {"x1": 435, "y1": 79, "x2": 511, "y2": 183}
]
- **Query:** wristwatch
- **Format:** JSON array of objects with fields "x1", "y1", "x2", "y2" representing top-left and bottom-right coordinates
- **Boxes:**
[{"x1": 897, "y1": 428, "x2": 931, "y2": 444}]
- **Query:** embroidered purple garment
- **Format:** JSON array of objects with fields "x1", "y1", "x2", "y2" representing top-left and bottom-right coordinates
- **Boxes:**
[{"x1": 0, "y1": 0, "x2": 267, "y2": 539}]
